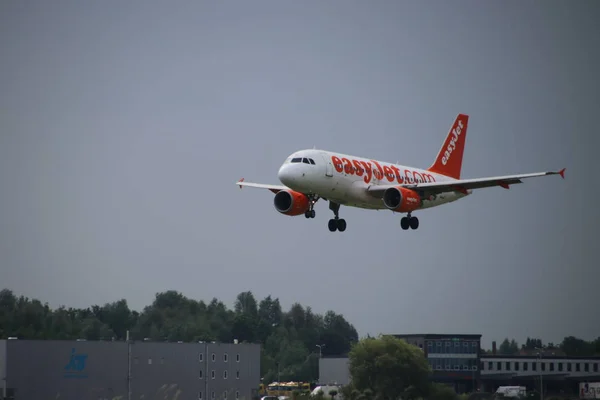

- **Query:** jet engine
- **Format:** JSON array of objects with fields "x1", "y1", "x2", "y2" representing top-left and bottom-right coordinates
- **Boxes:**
[
  {"x1": 273, "y1": 190, "x2": 310, "y2": 216},
  {"x1": 382, "y1": 186, "x2": 422, "y2": 213}
]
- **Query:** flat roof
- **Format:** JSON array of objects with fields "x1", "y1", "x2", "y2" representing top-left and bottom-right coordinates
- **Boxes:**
[
  {"x1": 391, "y1": 334, "x2": 482, "y2": 339},
  {"x1": 482, "y1": 355, "x2": 600, "y2": 360}
]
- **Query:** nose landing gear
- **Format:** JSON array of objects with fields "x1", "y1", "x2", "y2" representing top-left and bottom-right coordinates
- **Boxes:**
[{"x1": 304, "y1": 195, "x2": 319, "y2": 218}]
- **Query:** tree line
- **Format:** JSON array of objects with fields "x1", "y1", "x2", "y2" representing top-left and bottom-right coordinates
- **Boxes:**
[
  {"x1": 484, "y1": 336, "x2": 600, "y2": 357},
  {"x1": 0, "y1": 288, "x2": 358, "y2": 383}
]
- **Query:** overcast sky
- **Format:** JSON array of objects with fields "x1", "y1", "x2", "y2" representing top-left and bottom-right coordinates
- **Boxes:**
[{"x1": 1, "y1": 0, "x2": 598, "y2": 349}]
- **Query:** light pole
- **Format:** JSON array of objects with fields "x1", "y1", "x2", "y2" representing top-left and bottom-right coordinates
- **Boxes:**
[
  {"x1": 535, "y1": 348, "x2": 543, "y2": 400},
  {"x1": 316, "y1": 344, "x2": 325, "y2": 358}
]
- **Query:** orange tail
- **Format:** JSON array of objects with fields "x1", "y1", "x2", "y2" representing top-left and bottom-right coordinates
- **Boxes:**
[{"x1": 427, "y1": 113, "x2": 469, "y2": 179}]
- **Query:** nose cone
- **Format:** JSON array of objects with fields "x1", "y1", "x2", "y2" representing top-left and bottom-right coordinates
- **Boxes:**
[{"x1": 278, "y1": 164, "x2": 294, "y2": 186}]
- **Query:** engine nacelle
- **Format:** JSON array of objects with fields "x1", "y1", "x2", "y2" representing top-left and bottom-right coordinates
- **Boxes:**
[
  {"x1": 382, "y1": 186, "x2": 422, "y2": 212},
  {"x1": 273, "y1": 190, "x2": 310, "y2": 216}
]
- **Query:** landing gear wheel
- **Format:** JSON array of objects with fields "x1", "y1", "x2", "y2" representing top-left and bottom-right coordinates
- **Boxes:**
[
  {"x1": 304, "y1": 208, "x2": 316, "y2": 219},
  {"x1": 409, "y1": 216, "x2": 419, "y2": 230},
  {"x1": 328, "y1": 219, "x2": 338, "y2": 232},
  {"x1": 327, "y1": 201, "x2": 346, "y2": 232},
  {"x1": 400, "y1": 217, "x2": 410, "y2": 230}
]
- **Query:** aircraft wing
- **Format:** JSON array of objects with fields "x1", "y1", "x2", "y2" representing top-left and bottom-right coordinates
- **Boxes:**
[
  {"x1": 366, "y1": 168, "x2": 565, "y2": 197},
  {"x1": 235, "y1": 178, "x2": 289, "y2": 194}
]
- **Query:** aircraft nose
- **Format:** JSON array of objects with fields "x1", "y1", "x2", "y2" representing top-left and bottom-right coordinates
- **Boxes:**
[{"x1": 278, "y1": 164, "x2": 294, "y2": 186}]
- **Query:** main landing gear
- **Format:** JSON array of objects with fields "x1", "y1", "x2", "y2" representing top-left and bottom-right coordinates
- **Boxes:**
[
  {"x1": 328, "y1": 201, "x2": 346, "y2": 232},
  {"x1": 304, "y1": 195, "x2": 319, "y2": 219},
  {"x1": 400, "y1": 213, "x2": 419, "y2": 230}
]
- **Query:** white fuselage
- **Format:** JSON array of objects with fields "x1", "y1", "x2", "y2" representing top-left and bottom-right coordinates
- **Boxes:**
[{"x1": 277, "y1": 149, "x2": 470, "y2": 212}]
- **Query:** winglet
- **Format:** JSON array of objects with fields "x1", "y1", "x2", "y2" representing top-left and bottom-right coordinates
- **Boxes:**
[
  {"x1": 559, "y1": 168, "x2": 566, "y2": 179},
  {"x1": 238, "y1": 178, "x2": 245, "y2": 188}
]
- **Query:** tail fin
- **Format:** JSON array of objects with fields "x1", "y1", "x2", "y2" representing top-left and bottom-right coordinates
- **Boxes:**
[{"x1": 427, "y1": 113, "x2": 469, "y2": 179}]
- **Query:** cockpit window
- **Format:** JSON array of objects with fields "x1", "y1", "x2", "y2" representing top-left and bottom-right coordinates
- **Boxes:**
[{"x1": 290, "y1": 157, "x2": 316, "y2": 165}]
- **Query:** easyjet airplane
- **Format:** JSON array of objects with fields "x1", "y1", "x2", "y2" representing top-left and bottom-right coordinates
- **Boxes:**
[{"x1": 236, "y1": 114, "x2": 565, "y2": 232}]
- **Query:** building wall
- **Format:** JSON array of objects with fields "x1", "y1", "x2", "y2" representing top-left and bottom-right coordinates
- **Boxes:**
[
  {"x1": 4, "y1": 340, "x2": 261, "y2": 400},
  {"x1": 0, "y1": 340, "x2": 6, "y2": 399},
  {"x1": 5, "y1": 339, "x2": 128, "y2": 400},
  {"x1": 319, "y1": 357, "x2": 350, "y2": 386},
  {"x1": 480, "y1": 356, "x2": 600, "y2": 379},
  {"x1": 204, "y1": 342, "x2": 261, "y2": 400},
  {"x1": 131, "y1": 341, "x2": 260, "y2": 400}
]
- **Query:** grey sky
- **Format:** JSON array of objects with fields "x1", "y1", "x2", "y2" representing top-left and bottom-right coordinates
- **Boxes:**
[{"x1": 1, "y1": 1, "x2": 598, "y2": 349}]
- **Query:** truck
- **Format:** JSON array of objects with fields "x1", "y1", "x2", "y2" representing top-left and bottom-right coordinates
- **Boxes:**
[{"x1": 580, "y1": 382, "x2": 600, "y2": 399}]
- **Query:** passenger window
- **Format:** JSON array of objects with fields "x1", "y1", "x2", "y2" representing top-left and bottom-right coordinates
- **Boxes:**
[
  {"x1": 302, "y1": 158, "x2": 310, "y2": 164},
  {"x1": 291, "y1": 158, "x2": 301, "y2": 163}
]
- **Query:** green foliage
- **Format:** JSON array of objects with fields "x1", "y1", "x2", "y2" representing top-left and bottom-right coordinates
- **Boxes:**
[
  {"x1": 346, "y1": 335, "x2": 431, "y2": 400},
  {"x1": 559, "y1": 335, "x2": 599, "y2": 356},
  {"x1": 0, "y1": 288, "x2": 358, "y2": 382},
  {"x1": 428, "y1": 383, "x2": 459, "y2": 400},
  {"x1": 498, "y1": 338, "x2": 520, "y2": 355},
  {"x1": 489, "y1": 336, "x2": 599, "y2": 357}
]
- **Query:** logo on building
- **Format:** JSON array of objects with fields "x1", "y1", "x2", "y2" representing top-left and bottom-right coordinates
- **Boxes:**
[{"x1": 64, "y1": 348, "x2": 88, "y2": 378}]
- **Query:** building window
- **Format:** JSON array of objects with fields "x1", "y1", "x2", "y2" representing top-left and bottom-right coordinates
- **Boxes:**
[
  {"x1": 199, "y1": 370, "x2": 203, "y2": 379},
  {"x1": 224, "y1": 353, "x2": 228, "y2": 362},
  {"x1": 515, "y1": 362, "x2": 520, "y2": 371},
  {"x1": 211, "y1": 392, "x2": 215, "y2": 399},
  {"x1": 576, "y1": 363, "x2": 580, "y2": 372},
  {"x1": 497, "y1": 362, "x2": 502, "y2": 370},
  {"x1": 594, "y1": 363, "x2": 598, "y2": 373},
  {"x1": 198, "y1": 392, "x2": 203, "y2": 399},
  {"x1": 212, "y1": 353, "x2": 216, "y2": 362},
  {"x1": 236, "y1": 370, "x2": 240, "y2": 379},
  {"x1": 541, "y1": 363, "x2": 546, "y2": 371},
  {"x1": 567, "y1": 363, "x2": 572, "y2": 372},
  {"x1": 235, "y1": 391, "x2": 239, "y2": 399},
  {"x1": 223, "y1": 370, "x2": 228, "y2": 379},
  {"x1": 585, "y1": 363, "x2": 589, "y2": 372},
  {"x1": 550, "y1": 363, "x2": 554, "y2": 371},
  {"x1": 236, "y1": 354, "x2": 240, "y2": 362},
  {"x1": 524, "y1": 362, "x2": 528, "y2": 371},
  {"x1": 223, "y1": 391, "x2": 227, "y2": 399},
  {"x1": 488, "y1": 362, "x2": 493, "y2": 370},
  {"x1": 558, "y1": 362, "x2": 563, "y2": 371},
  {"x1": 506, "y1": 362, "x2": 511, "y2": 371},
  {"x1": 199, "y1": 353, "x2": 204, "y2": 362},
  {"x1": 532, "y1": 362, "x2": 537, "y2": 371},
  {"x1": 211, "y1": 370, "x2": 215, "y2": 379}
]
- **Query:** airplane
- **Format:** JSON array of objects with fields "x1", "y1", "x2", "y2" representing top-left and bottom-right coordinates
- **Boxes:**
[{"x1": 235, "y1": 114, "x2": 566, "y2": 232}]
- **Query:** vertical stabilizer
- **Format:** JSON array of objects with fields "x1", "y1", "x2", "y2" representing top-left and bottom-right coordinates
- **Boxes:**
[{"x1": 427, "y1": 114, "x2": 469, "y2": 179}]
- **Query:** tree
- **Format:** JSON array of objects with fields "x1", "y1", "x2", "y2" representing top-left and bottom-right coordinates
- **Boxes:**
[
  {"x1": 346, "y1": 335, "x2": 431, "y2": 400},
  {"x1": 499, "y1": 338, "x2": 519, "y2": 355},
  {"x1": 0, "y1": 287, "x2": 359, "y2": 384},
  {"x1": 560, "y1": 336, "x2": 595, "y2": 356},
  {"x1": 524, "y1": 337, "x2": 543, "y2": 350}
]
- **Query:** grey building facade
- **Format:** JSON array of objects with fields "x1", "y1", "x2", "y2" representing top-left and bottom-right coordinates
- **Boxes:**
[
  {"x1": 0, "y1": 339, "x2": 261, "y2": 400},
  {"x1": 318, "y1": 356, "x2": 350, "y2": 386},
  {"x1": 318, "y1": 334, "x2": 482, "y2": 394}
]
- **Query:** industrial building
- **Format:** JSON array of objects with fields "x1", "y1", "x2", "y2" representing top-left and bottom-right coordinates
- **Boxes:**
[
  {"x1": 318, "y1": 333, "x2": 600, "y2": 396},
  {"x1": 0, "y1": 338, "x2": 261, "y2": 400}
]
